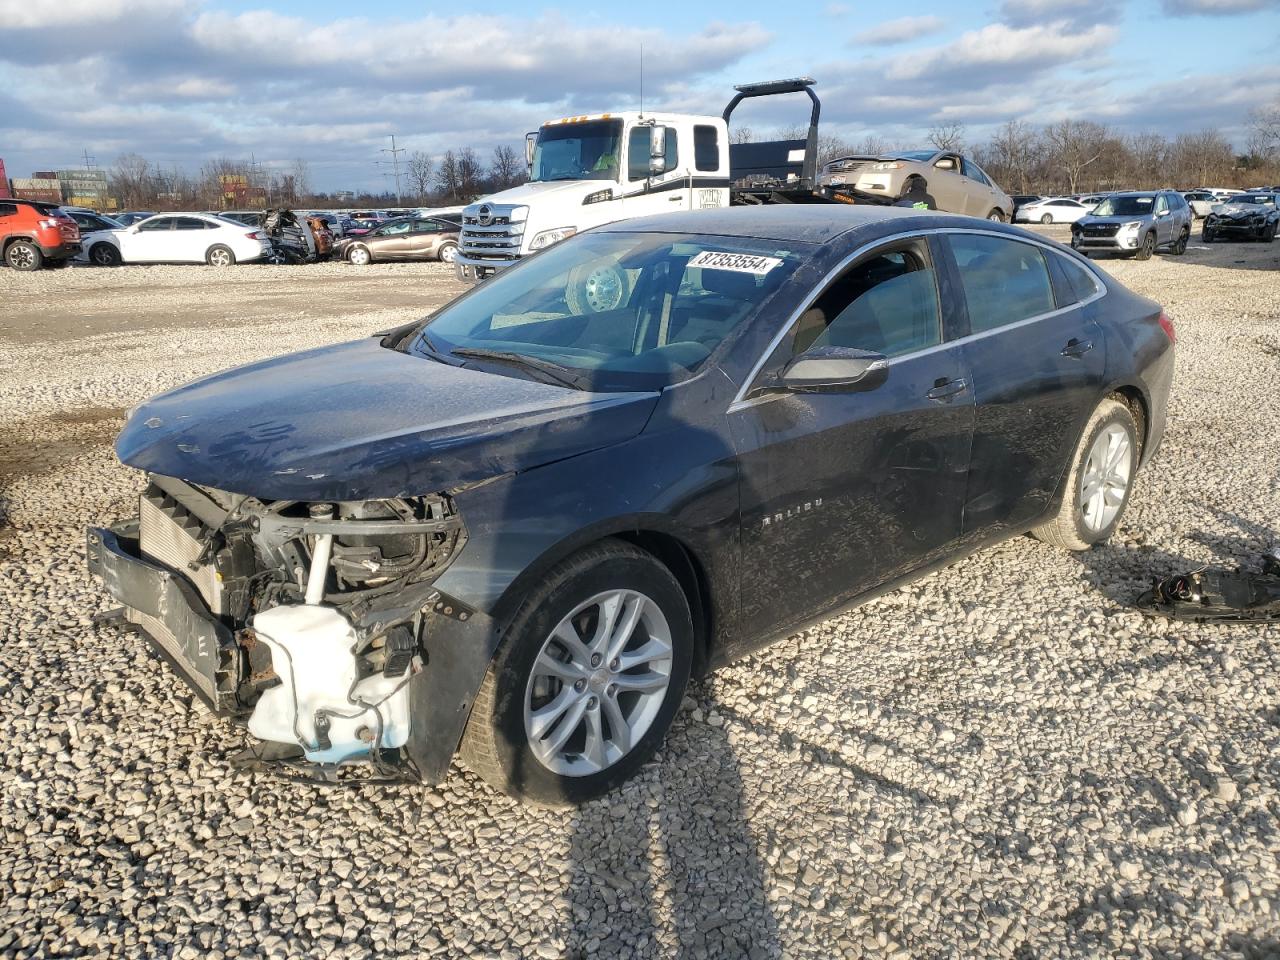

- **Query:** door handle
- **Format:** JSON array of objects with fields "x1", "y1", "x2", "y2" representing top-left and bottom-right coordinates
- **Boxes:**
[
  {"x1": 667, "y1": 195, "x2": 683, "y2": 202},
  {"x1": 926, "y1": 378, "x2": 969, "y2": 402},
  {"x1": 1062, "y1": 338, "x2": 1094, "y2": 358}
]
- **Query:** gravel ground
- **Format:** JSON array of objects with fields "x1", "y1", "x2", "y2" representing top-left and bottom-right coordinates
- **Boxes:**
[{"x1": 1, "y1": 234, "x2": 1279, "y2": 959}]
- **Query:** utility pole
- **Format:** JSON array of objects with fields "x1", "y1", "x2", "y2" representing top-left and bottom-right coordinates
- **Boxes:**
[
  {"x1": 379, "y1": 135, "x2": 406, "y2": 204},
  {"x1": 81, "y1": 148, "x2": 97, "y2": 173}
]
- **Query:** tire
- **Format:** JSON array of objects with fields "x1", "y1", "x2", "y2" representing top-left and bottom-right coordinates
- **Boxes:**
[
  {"x1": 987, "y1": 209, "x2": 1005, "y2": 222},
  {"x1": 348, "y1": 244, "x2": 372, "y2": 266},
  {"x1": 1203, "y1": 227, "x2": 1216, "y2": 243},
  {"x1": 5, "y1": 240, "x2": 43, "y2": 271},
  {"x1": 460, "y1": 540, "x2": 694, "y2": 806},
  {"x1": 437, "y1": 241, "x2": 458, "y2": 264},
  {"x1": 206, "y1": 245, "x2": 236, "y2": 267},
  {"x1": 89, "y1": 242, "x2": 122, "y2": 267},
  {"x1": 1031, "y1": 398, "x2": 1139, "y2": 552},
  {"x1": 1040, "y1": 213, "x2": 1054, "y2": 225},
  {"x1": 899, "y1": 175, "x2": 924, "y2": 200},
  {"x1": 1134, "y1": 232, "x2": 1156, "y2": 260},
  {"x1": 564, "y1": 259, "x2": 633, "y2": 315},
  {"x1": 1171, "y1": 228, "x2": 1189, "y2": 255}
]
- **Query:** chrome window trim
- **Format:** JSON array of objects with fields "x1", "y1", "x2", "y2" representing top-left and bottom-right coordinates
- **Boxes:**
[{"x1": 727, "y1": 226, "x2": 1107, "y2": 414}]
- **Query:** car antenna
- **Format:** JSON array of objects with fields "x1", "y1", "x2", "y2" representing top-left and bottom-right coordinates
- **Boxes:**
[{"x1": 638, "y1": 44, "x2": 644, "y2": 120}]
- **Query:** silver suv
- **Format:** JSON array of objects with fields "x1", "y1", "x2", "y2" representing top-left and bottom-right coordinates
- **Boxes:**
[{"x1": 1070, "y1": 191, "x2": 1193, "y2": 259}]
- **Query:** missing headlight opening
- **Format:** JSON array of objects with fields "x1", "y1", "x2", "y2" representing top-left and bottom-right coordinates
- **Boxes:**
[{"x1": 100, "y1": 476, "x2": 467, "y2": 781}]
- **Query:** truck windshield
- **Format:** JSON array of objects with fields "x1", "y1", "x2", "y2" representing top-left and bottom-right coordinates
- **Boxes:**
[
  {"x1": 412, "y1": 231, "x2": 807, "y2": 391},
  {"x1": 531, "y1": 120, "x2": 624, "y2": 183}
]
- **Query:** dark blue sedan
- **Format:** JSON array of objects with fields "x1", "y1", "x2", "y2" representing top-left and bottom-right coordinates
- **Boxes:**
[{"x1": 88, "y1": 206, "x2": 1174, "y2": 803}]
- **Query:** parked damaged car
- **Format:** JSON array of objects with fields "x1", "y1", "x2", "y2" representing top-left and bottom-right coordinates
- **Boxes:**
[
  {"x1": 818, "y1": 150, "x2": 1013, "y2": 221},
  {"x1": 1202, "y1": 192, "x2": 1279, "y2": 243},
  {"x1": 88, "y1": 206, "x2": 1174, "y2": 804}
]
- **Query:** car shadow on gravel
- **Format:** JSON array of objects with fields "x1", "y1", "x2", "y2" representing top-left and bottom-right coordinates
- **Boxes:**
[{"x1": 561, "y1": 698, "x2": 781, "y2": 959}]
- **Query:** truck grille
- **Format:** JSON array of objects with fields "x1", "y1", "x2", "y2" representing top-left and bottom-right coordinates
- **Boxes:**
[
  {"x1": 138, "y1": 486, "x2": 223, "y2": 615},
  {"x1": 459, "y1": 205, "x2": 522, "y2": 262}
]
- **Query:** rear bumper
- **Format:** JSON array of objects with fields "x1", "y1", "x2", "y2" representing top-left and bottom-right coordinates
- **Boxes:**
[{"x1": 39, "y1": 240, "x2": 81, "y2": 259}]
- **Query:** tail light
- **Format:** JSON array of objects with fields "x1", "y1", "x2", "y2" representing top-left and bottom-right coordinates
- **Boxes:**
[
  {"x1": 1158, "y1": 311, "x2": 1176, "y2": 343},
  {"x1": 245, "y1": 231, "x2": 263, "y2": 240},
  {"x1": 38, "y1": 218, "x2": 60, "y2": 228}
]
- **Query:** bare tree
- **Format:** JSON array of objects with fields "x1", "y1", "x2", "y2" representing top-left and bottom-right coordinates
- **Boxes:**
[
  {"x1": 1248, "y1": 103, "x2": 1280, "y2": 158},
  {"x1": 490, "y1": 145, "x2": 523, "y2": 191},
  {"x1": 729, "y1": 127, "x2": 754, "y2": 144},
  {"x1": 1169, "y1": 130, "x2": 1235, "y2": 188},
  {"x1": 110, "y1": 153, "x2": 153, "y2": 209},
  {"x1": 457, "y1": 147, "x2": 482, "y2": 201},
  {"x1": 927, "y1": 123, "x2": 966, "y2": 153},
  {"x1": 435, "y1": 150, "x2": 461, "y2": 202},
  {"x1": 982, "y1": 120, "x2": 1038, "y2": 194},
  {"x1": 1042, "y1": 120, "x2": 1109, "y2": 195},
  {"x1": 290, "y1": 158, "x2": 311, "y2": 203},
  {"x1": 407, "y1": 151, "x2": 434, "y2": 202}
]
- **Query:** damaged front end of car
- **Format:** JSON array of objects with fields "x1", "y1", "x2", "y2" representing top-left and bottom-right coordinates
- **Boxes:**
[{"x1": 87, "y1": 475, "x2": 500, "y2": 784}]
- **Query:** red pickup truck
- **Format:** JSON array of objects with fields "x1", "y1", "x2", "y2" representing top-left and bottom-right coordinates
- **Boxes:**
[{"x1": 1, "y1": 199, "x2": 82, "y2": 270}]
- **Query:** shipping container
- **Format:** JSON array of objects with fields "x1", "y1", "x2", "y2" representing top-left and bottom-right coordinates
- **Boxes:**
[
  {"x1": 12, "y1": 177, "x2": 60, "y2": 189},
  {"x1": 57, "y1": 168, "x2": 106, "y2": 182},
  {"x1": 13, "y1": 188, "x2": 63, "y2": 203},
  {"x1": 61, "y1": 181, "x2": 107, "y2": 194},
  {"x1": 68, "y1": 195, "x2": 107, "y2": 208},
  {"x1": 32, "y1": 171, "x2": 57, "y2": 180}
]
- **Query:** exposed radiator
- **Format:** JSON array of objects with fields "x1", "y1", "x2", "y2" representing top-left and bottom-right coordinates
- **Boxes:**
[{"x1": 138, "y1": 486, "x2": 223, "y2": 615}]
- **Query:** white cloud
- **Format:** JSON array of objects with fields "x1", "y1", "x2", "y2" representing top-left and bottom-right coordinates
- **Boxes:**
[
  {"x1": 886, "y1": 22, "x2": 1117, "y2": 83},
  {"x1": 0, "y1": 0, "x2": 189, "y2": 29},
  {"x1": 999, "y1": 0, "x2": 1126, "y2": 26},
  {"x1": 853, "y1": 16, "x2": 947, "y2": 45},
  {"x1": 1163, "y1": 0, "x2": 1278, "y2": 13}
]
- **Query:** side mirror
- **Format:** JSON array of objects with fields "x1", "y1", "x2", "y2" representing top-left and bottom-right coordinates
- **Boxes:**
[
  {"x1": 935, "y1": 158, "x2": 956, "y2": 170},
  {"x1": 649, "y1": 126, "x2": 668, "y2": 175},
  {"x1": 525, "y1": 132, "x2": 537, "y2": 168},
  {"x1": 777, "y1": 346, "x2": 888, "y2": 393}
]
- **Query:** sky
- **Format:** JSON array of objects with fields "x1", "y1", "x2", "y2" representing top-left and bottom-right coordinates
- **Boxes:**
[{"x1": 1, "y1": 0, "x2": 1278, "y2": 192}]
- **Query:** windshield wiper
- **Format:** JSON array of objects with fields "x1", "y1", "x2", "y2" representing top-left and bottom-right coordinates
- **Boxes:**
[{"x1": 450, "y1": 347, "x2": 591, "y2": 390}]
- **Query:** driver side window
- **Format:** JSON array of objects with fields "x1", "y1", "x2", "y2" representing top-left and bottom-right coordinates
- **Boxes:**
[
  {"x1": 627, "y1": 126, "x2": 678, "y2": 181},
  {"x1": 790, "y1": 240, "x2": 941, "y2": 359},
  {"x1": 138, "y1": 218, "x2": 172, "y2": 232},
  {"x1": 1156, "y1": 195, "x2": 1169, "y2": 214}
]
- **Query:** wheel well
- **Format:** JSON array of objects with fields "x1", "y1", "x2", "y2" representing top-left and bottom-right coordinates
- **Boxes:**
[
  {"x1": 2, "y1": 236, "x2": 34, "y2": 253},
  {"x1": 612, "y1": 531, "x2": 713, "y2": 675},
  {"x1": 1108, "y1": 386, "x2": 1148, "y2": 458}
]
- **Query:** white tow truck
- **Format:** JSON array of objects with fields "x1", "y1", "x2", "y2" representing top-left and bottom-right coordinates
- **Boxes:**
[{"x1": 455, "y1": 78, "x2": 835, "y2": 284}]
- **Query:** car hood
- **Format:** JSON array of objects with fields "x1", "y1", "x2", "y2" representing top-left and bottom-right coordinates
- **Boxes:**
[
  {"x1": 476, "y1": 179, "x2": 618, "y2": 207},
  {"x1": 116, "y1": 336, "x2": 660, "y2": 501},
  {"x1": 1212, "y1": 203, "x2": 1270, "y2": 217}
]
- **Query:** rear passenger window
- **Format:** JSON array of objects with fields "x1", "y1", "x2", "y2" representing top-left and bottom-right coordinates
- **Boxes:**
[
  {"x1": 0, "y1": 203, "x2": 15, "y2": 217},
  {"x1": 950, "y1": 234, "x2": 1056, "y2": 334},
  {"x1": 174, "y1": 217, "x2": 208, "y2": 231},
  {"x1": 1058, "y1": 254, "x2": 1102, "y2": 303},
  {"x1": 694, "y1": 125, "x2": 720, "y2": 172},
  {"x1": 791, "y1": 241, "x2": 941, "y2": 358}
]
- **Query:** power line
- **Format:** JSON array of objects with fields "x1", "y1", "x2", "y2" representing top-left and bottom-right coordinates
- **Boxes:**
[{"x1": 377, "y1": 135, "x2": 406, "y2": 204}]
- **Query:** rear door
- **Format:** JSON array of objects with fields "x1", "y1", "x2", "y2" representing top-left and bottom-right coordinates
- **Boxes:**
[
  {"x1": 729, "y1": 235, "x2": 975, "y2": 637},
  {"x1": 172, "y1": 217, "x2": 213, "y2": 262},
  {"x1": 942, "y1": 232, "x2": 1104, "y2": 538}
]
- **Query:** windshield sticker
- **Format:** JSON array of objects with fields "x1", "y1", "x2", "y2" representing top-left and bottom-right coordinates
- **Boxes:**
[{"x1": 689, "y1": 251, "x2": 783, "y2": 275}]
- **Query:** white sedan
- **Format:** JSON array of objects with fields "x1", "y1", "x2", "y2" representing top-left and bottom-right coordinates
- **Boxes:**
[
  {"x1": 108, "y1": 213, "x2": 273, "y2": 266},
  {"x1": 1014, "y1": 197, "x2": 1095, "y2": 224}
]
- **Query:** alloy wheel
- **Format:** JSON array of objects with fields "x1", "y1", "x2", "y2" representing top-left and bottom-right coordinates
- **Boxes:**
[
  {"x1": 523, "y1": 589, "x2": 673, "y2": 776},
  {"x1": 209, "y1": 249, "x2": 231, "y2": 267},
  {"x1": 9, "y1": 246, "x2": 34, "y2": 269},
  {"x1": 1080, "y1": 424, "x2": 1132, "y2": 533}
]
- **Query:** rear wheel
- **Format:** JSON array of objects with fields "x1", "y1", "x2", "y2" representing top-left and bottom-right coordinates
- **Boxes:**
[
  {"x1": 5, "y1": 240, "x2": 42, "y2": 271},
  {"x1": 460, "y1": 540, "x2": 693, "y2": 805},
  {"x1": 1134, "y1": 232, "x2": 1156, "y2": 260},
  {"x1": 1040, "y1": 213, "x2": 1053, "y2": 225},
  {"x1": 1031, "y1": 398, "x2": 1139, "y2": 551},
  {"x1": 89, "y1": 242, "x2": 122, "y2": 266},
  {"x1": 1171, "y1": 228, "x2": 1189, "y2": 255},
  {"x1": 206, "y1": 245, "x2": 236, "y2": 267}
]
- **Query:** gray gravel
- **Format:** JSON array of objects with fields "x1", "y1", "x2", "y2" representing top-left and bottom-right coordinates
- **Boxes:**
[{"x1": 1, "y1": 238, "x2": 1279, "y2": 959}]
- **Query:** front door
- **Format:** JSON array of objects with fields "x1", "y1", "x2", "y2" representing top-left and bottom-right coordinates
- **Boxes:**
[
  {"x1": 122, "y1": 216, "x2": 176, "y2": 262},
  {"x1": 622, "y1": 124, "x2": 691, "y2": 218},
  {"x1": 729, "y1": 236, "x2": 975, "y2": 643},
  {"x1": 942, "y1": 231, "x2": 1105, "y2": 537}
]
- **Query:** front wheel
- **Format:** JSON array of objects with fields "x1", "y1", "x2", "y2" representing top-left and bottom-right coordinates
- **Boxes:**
[
  {"x1": 206, "y1": 245, "x2": 236, "y2": 267},
  {"x1": 460, "y1": 540, "x2": 693, "y2": 805},
  {"x1": 348, "y1": 244, "x2": 371, "y2": 266},
  {"x1": 1203, "y1": 227, "x2": 1216, "y2": 243},
  {"x1": 987, "y1": 209, "x2": 1005, "y2": 222},
  {"x1": 1134, "y1": 232, "x2": 1156, "y2": 260},
  {"x1": 437, "y1": 241, "x2": 458, "y2": 264},
  {"x1": 1031, "y1": 398, "x2": 1139, "y2": 551}
]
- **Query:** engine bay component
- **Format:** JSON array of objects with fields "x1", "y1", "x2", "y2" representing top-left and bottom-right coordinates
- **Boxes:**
[
  {"x1": 247, "y1": 604, "x2": 416, "y2": 764},
  {"x1": 1137, "y1": 551, "x2": 1280, "y2": 622}
]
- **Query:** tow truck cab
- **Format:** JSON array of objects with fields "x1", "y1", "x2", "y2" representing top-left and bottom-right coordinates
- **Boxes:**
[{"x1": 456, "y1": 78, "x2": 823, "y2": 280}]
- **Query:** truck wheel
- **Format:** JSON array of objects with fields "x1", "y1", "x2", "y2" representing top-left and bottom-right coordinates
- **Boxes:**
[
  {"x1": 1134, "y1": 232, "x2": 1156, "y2": 260},
  {"x1": 564, "y1": 260, "x2": 632, "y2": 315},
  {"x1": 460, "y1": 540, "x2": 693, "y2": 806},
  {"x1": 89, "y1": 243, "x2": 122, "y2": 266},
  {"x1": 5, "y1": 240, "x2": 43, "y2": 271},
  {"x1": 206, "y1": 245, "x2": 236, "y2": 267}
]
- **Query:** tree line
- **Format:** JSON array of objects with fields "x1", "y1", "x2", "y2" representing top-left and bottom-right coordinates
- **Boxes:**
[{"x1": 106, "y1": 144, "x2": 526, "y2": 212}]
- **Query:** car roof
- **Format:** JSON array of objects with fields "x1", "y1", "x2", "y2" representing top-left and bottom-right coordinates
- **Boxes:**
[{"x1": 594, "y1": 204, "x2": 1008, "y2": 245}]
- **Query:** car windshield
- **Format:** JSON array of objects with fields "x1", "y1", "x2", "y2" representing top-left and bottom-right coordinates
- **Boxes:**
[
  {"x1": 410, "y1": 231, "x2": 807, "y2": 391},
  {"x1": 1092, "y1": 196, "x2": 1156, "y2": 217},
  {"x1": 894, "y1": 151, "x2": 938, "y2": 162},
  {"x1": 531, "y1": 120, "x2": 624, "y2": 182},
  {"x1": 1224, "y1": 195, "x2": 1274, "y2": 205}
]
